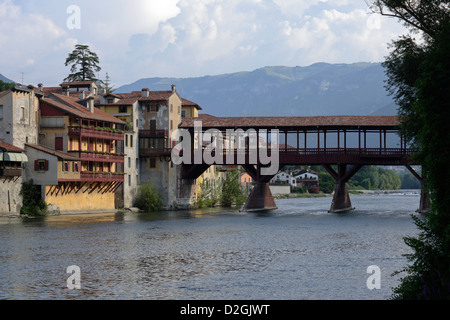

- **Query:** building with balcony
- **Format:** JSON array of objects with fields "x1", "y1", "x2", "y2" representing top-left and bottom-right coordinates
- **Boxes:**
[
  {"x1": 34, "y1": 92, "x2": 126, "y2": 213},
  {"x1": 0, "y1": 141, "x2": 28, "y2": 216},
  {"x1": 97, "y1": 85, "x2": 203, "y2": 209}
]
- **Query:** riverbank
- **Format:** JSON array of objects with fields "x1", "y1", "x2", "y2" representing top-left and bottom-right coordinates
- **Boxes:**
[
  {"x1": 351, "y1": 189, "x2": 420, "y2": 195},
  {"x1": 274, "y1": 192, "x2": 330, "y2": 199},
  {"x1": 274, "y1": 189, "x2": 421, "y2": 199}
]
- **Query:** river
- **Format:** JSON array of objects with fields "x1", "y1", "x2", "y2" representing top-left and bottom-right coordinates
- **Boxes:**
[{"x1": 0, "y1": 192, "x2": 421, "y2": 300}]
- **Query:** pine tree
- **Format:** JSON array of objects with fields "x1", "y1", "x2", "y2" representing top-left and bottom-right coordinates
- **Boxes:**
[{"x1": 64, "y1": 44, "x2": 101, "y2": 82}]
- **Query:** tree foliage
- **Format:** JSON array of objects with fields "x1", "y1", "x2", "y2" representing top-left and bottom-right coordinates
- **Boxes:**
[
  {"x1": 221, "y1": 168, "x2": 247, "y2": 207},
  {"x1": 134, "y1": 181, "x2": 162, "y2": 212},
  {"x1": 371, "y1": 0, "x2": 450, "y2": 299},
  {"x1": 0, "y1": 80, "x2": 15, "y2": 91},
  {"x1": 196, "y1": 176, "x2": 222, "y2": 208},
  {"x1": 20, "y1": 180, "x2": 47, "y2": 216},
  {"x1": 64, "y1": 44, "x2": 101, "y2": 82}
]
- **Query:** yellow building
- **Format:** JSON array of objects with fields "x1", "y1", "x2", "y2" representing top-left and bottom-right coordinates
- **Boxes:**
[{"x1": 28, "y1": 91, "x2": 127, "y2": 213}]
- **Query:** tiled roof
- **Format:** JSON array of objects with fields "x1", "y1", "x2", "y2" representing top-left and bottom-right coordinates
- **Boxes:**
[
  {"x1": 0, "y1": 141, "x2": 25, "y2": 153},
  {"x1": 25, "y1": 144, "x2": 80, "y2": 160},
  {"x1": 60, "y1": 81, "x2": 95, "y2": 86},
  {"x1": 182, "y1": 98, "x2": 202, "y2": 110},
  {"x1": 44, "y1": 93, "x2": 125, "y2": 124},
  {"x1": 139, "y1": 91, "x2": 174, "y2": 101},
  {"x1": 180, "y1": 115, "x2": 401, "y2": 128}
]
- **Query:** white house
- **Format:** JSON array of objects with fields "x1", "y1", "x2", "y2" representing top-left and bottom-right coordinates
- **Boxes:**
[
  {"x1": 270, "y1": 171, "x2": 297, "y2": 187},
  {"x1": 295, "y1": 172, "x2": 319, "y2": 180}
]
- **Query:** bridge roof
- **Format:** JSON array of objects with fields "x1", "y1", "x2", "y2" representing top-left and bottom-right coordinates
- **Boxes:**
[{"x1": 180, "y1": 115, "x2": 401, "y2": 130}]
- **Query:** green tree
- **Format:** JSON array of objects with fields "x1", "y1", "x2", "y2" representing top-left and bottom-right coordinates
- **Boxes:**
[
  {"x1": 196, "y1": 176, "x2": 221, "y2": 208},
  {"x1": 371, "y1": 0, "x2": 450, "y2": 299},
  {"x1": 100, "y1": 72, "x2": 115, "y2": 94},
  {"x1": 0, "y1": 80, "x2": 15, "y2": 91},
  {"x1": 64, "y1": 44, "x2": 101, "y2": 82},
  {"x1": 134, "y1": 181, "x2": 162, "y2": 212},
  {"x1": 20, "y1": 180, "x2": 47, "y2": 216},
  {"x1": 221, "y1": 168, "x2": 246, "y2": 207}
]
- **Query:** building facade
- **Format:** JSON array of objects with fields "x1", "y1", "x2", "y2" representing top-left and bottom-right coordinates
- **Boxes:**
[{"x1": 33, "y1": 92, "x2": 126, "y2": 213}]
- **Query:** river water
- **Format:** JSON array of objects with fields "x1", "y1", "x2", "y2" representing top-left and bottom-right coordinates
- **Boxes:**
[{"x1": 0, "y1": 192, "x2": 421, "y2": 300}]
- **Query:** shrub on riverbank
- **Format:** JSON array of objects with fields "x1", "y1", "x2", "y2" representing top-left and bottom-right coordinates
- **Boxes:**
[
  {"x1": 134, "y1": 181, "x2": 162, "y2": 212},
  {"x1": 20, "y1": 180, "x2": 48, "y2": 216}
]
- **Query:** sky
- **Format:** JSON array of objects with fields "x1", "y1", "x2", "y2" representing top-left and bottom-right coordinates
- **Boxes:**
[{"x1": 0, "y1": 0, "x2": 408, "y2": 87}]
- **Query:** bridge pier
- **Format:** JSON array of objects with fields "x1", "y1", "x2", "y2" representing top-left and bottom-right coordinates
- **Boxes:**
[
  {"x1": 241, "y1": 165, "x2": 277, "y2": 212},
  {"x1": 323, "y1": 164, "x2": 362, "y2": 213},
  {"x1": 241, "y1": 182, "x2": 278, "y2": 212},
  {"x1": 405, "y1": 165, "x2": 430, "y2": 213}
]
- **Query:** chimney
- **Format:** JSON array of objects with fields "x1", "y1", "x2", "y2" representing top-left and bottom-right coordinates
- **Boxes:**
[
  {"x1": 80, "y1": 91, "x2": 85, "y2": 99},
  {"x1": 172, "y1": 84, "x2": 176, "y2": 93},
  {"x1": 142, "y1": 88, "x2": 149, "y2": 98},
  {"x1": 38, "y1": 83, "x2": 43, "y2": 92},
  {"x1": 87, "y1": 96, "x2": 95, "y2": 113},
  {"x1": 62, "y1": 85, "x2": 69, "y2": 96}
]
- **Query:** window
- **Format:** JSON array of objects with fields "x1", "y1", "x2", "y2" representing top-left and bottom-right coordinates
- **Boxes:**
[
  {"x1": 63, "y1": 162, "x2": 69, "y2": 172},
  {"x1": 181, "y1": 110, "x2": 186, "y2": 118},
  {"x1": 130, "y1": 135, "x2": 133, "y2": 148},
  {"x1": 150, "y1": 158, "x2": 156, "y2": 168},
  {"x1": 35, "y1": 160, "x2": 49, "y2": 172},
  {"x1": 119, "y1": 106, "x2": 127, "y2": 113},
  {"x1": 128, "y1": 175, "x2": 131, "y2": 187},
  {"x1": 170, "y1": 120, "x2": 173, "y2": 130},
  {"x1": 170, "y1": 104, "x2": 173, "y2": 112},
  {"x1": 73, "y1": 162, "x2": 79, "y2": 172},
  {"x1": 55, "y1": 137, "x2": 63, "y2": 151},
  {"x1": 128, "y1": 157, "x2": 131, "y2": 168},
  {"x1": 107, "y1": 98, "x2": 114, "y2": 104}
]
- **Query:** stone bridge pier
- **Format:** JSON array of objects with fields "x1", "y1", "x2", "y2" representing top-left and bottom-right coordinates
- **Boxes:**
[{"x1": 240, "y1": 164, "x2": 277, "y2": 212}]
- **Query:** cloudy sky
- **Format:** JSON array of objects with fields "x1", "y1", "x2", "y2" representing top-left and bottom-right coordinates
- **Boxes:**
[{"x1": 0, "y1": 0, "x2": 407, "y2": 87}]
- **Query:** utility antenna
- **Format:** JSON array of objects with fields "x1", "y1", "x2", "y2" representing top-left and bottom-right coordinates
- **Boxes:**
[{"x1": 21, "y1": 72, "x2": 24, "y2": 84}]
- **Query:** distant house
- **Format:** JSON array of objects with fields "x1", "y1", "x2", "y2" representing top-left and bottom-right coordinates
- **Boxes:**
[
  {"x1": 240, "y1": 172, "x2": 253, "y2": 186},
  {"x1": 270, "y1": 171, "x2": 297, "y2": 187},
  {"x1": 295, "y1": 171, "x2": 319, "y2": 189}
]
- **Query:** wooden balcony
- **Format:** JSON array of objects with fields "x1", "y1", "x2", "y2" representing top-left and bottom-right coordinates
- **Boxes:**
[
  {"x1": 139, "y1": 130, "x2": 168, "y2": 138},
  {"x1": 80, "y1": 172, "x2": 125, "y2": 182},
  {"x1": 0, "y1": 168, "x2": 23, "y2": 177},
  {"x1": 68, "y1": 126, "x2": 125, "y2": 141},
  {"x1": 139, "y1": 148, "x2": 172, "y2": 157},
  {"x1": 69, "y1": 151, "x2": 125, "y2": 163}
]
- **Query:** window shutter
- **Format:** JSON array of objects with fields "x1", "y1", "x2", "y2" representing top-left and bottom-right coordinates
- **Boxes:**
[
  {"x1": 34, "y1": 160, "x2": 39, "y2": 171},
  {"x1": 44, "y1": 160, "x2": 49, "y2": 171}
]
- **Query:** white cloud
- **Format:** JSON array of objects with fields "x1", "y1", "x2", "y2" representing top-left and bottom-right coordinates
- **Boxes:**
[
  {"x1": 0, "y1": 0, "x2": 409, "y2": 86},
  {"x1": 0, "y1": 0, "x2": 77, "y2": 84}
]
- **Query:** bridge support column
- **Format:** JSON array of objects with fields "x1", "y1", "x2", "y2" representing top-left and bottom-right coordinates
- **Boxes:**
[
  {"x1": 241, "y1": 182, "x2": 278, "y2": 212},
  {"x1": 405, "y1": 165, "x2": 430, "y2": 214},
  {"x1": 323, "y1": 164, "x2": 362, "y2": 213},
  {"x1": 241, "y1": 165, "x2": 277, "y2": 212}
]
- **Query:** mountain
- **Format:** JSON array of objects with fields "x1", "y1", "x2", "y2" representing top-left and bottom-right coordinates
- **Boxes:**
[
  {"x1": 0, "y1": 73, "x2": 14, "y2": 83},
  {"x1": 117, "y1": 62, "x2": 396, "y2": 117}
]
